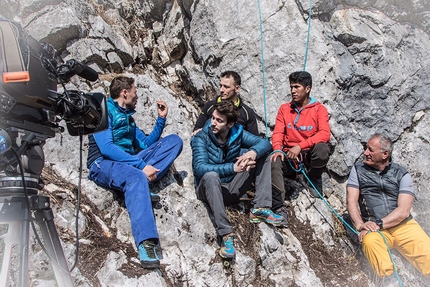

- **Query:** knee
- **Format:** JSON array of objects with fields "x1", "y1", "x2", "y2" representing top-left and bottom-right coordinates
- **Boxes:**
[
  {"x1": 128, "y1": 168, "x2": 148, "y2": 184},
  {"x1": 361, "y1": 232, "x2": 382, "y2": 249},
  {"x1": 166, "y1": 134, "x2": 183, "y2": 147},
  {"x1": 310, "y1": 143, "x2": 330, "y2": 168},
  {"x1": 271, "y1": 156, "x2": 283, "y2": 169},
  {"x1": 201, "y1": 171, "x2": 220, "y2": 184}
]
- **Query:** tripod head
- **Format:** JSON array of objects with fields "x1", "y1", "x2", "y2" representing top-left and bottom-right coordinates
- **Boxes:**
[{"x1": 0, "y1": 124, "x2": 46, "y2": 196}]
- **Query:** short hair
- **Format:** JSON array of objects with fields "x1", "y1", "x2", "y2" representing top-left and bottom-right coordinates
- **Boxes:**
[
  {"x1": 289, "y1": 71, "x2": 312, "y2": 89},
  {"x1": 369, "y1": 133, "x2": 393, "y2": 154},
  {"x1": 213, "y1": 100, "x2": 239, "y2": 124},
  {"x1": 110, "y1": 76, "x2": 135, "y2": 99},
  {"x1": 220, "y1": 70, "x2": 241, "y2": 86}
]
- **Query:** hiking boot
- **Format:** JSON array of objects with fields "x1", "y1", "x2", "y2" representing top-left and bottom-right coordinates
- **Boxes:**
[
  {"x1": 150, "y1": 192, "x2": 160, "y2": 202},
  {"x1": 249, "y1": 208, "x2": 285, "y2": 226},
  {"x1": 297, "y1": 174, "x2": 322, "y2": 198},
  {"x1": 219, "y1": 234, "x2": 235, "y2": 259},
  {"x1": 138, "y1": 240, "x2": 160, "y2": 268},
  {"x1": 308, "y1": 176, "x2": 323, "y2": 198},
  {"x1": 275, "y1": 206, "x2": 288, "y2": 227}
]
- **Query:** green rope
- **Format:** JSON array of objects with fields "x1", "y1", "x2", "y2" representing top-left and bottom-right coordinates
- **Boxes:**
[
  {"x1": 303, "y1": 0, "x2": 313, "y2": 71},
  {"x1": 277, "y1": 151, "x2": 358, "y2": 234},
  {"x1": 377, "y1": 231, "x2": 404, "y2": 287},
  {"x1": 257, "y1": 0, "x2": 269, "y2": 140}
]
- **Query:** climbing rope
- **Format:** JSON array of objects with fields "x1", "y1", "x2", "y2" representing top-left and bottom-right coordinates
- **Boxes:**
[
  {"x1": 274, "y1": 150, "x2": 358, "y2": 233},
  {"x1": 377, "y1": 230, "x2": 404, "y2": 287},
  {"x1": 303, "y1": 0, "x2": 313, "y2": 71},
  {"x1": 257, "y1": 0, "x2": 269, "y2": 140},
  {"x1": 270, "y1": 149, "x2": 403, "y2": 286}
]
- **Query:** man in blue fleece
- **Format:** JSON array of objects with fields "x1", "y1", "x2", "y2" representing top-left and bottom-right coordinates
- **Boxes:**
[{"x1": 86, "y1": 76, "x2": 183, "y2": 268}]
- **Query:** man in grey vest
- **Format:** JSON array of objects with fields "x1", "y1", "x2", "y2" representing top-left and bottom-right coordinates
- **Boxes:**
[{"x1": 346, "y1": 133, "x2": 430, "y2": 283}]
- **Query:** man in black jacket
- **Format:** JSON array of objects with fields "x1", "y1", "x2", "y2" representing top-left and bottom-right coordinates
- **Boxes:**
[{"x1": 192, "y1": 71, "x2": 259, "y2": 136}]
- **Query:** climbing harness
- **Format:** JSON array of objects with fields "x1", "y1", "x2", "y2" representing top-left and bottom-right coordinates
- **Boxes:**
[{"x1": 270, "y1": 150, "x2": 403, "y2": 286}]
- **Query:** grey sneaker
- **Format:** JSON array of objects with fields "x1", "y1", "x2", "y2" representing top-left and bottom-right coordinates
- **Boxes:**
[{"x1": 275, "y1": 206, "x2": 288, "y2": 227}]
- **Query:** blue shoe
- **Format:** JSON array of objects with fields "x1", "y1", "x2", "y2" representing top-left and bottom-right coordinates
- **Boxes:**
[
  {"x1": 150, "y1": 192, "x2": 160, "y2": 202},
  {"x1": 250, "y1": 208, "x2": 285, "y2": 226},
  {"x1": 138, "y1": 240, "x2": 160, "y2": 268},
  {"x1": 219, "y1": 234, "x2": 235, "y2": 259}
]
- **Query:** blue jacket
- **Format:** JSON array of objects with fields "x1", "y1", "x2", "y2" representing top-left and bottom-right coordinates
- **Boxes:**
[
  {"x1": 192, "y1": 120, "x2": 272, "y2": 185},
  {"x1": 87, "y1": 97, "x2": 166, "y2": 169}
]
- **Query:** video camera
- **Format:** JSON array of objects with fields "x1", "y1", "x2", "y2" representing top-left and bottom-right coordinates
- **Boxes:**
[
  {"x1": 0, "y1": 18, "x2": 107, "y2": 139},
  {"x1": 0, "y1": 18, "x2": 107, "y2": 178}
]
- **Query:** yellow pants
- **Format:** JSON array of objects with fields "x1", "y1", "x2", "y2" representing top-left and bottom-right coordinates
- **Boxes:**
[{"x1": 362, "y1": 219, "x2": 430, "y2": 278}]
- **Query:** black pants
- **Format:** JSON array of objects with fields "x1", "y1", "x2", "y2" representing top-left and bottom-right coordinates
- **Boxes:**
[{"x1": 271, "y1": 143, "x2": 330, "y2": 210}]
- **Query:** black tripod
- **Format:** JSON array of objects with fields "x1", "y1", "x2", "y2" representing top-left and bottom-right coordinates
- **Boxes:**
[{"x1": 0, "y1": 129, "x2": 74, "y2": 287}]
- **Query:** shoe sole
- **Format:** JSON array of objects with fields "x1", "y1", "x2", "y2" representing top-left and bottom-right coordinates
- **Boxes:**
[
  {"x1": 151, "y1": 195, "x2": 160, "y2": 202},
  {"x1": 219, "y1": 250, "x2": 235, "y2": 259},
  {"x1": 140, "y1": 260, "x2": 160, "y2": 269},
  {"x1": 250, "y1": 216, "x2": 285, "y2": 226}
]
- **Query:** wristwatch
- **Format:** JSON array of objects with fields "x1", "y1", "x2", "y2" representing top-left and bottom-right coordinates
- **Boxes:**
[{"x1": 375, "y1": 219, "x2": 383, "y2": 229}]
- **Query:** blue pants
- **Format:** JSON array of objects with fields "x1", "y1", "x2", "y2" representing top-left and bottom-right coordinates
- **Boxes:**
[{"x1": 88, "y1": 134, "x2": 183, "y2": 246}]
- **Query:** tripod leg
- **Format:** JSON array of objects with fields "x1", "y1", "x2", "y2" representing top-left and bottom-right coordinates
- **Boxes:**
[
  {"x1": 19, "y1": 218, "x2": 30, "y2": 287},
  {"x1": 0, "y1": 221, "x2": 28, "y2": 287},
  {"x1": 32, "y1": 196, "x2": 74, "y2": 287}
]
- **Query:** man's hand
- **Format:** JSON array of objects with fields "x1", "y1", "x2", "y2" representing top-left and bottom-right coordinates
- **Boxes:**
[
  {"x1": 286, "y1": 145, "x2": 301, "y2": 160},
  {"x1": 143, "y1": 164, "x2": 160, "y2": 182},
  {"x1": 191, "y1": 128, "x2": 202, "y2": 136},
  {"x1": 357, "y1": 230, "x2": 369, "y2": 243},
  {"x1": 157, "y1": 100, "x2": 168, "y2": 118},
  {"x1": 270, "y1": 151, "x2": 285, "y2": 162},
  {"x1": 234, "y1": 150, "x2": 257, "y2": 172},
  {"x1": 356, "y1": 220, "x2": 381, "y2": 242}
]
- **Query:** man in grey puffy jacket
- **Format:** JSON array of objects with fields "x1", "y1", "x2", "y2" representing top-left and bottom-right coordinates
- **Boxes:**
[{"x1": 191, "y1": 100, "x2": 284, "y2": 259}]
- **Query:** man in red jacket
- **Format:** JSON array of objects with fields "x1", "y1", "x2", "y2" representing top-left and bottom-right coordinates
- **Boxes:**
[{"x1": 270, "y1": 71, "x2": 331, "y2": 222}]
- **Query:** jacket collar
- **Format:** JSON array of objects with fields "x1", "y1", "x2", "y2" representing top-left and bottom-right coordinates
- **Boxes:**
[
  {"x1": 203, "y1": 119, "x2": 243, "y2": 146},
  {"x1": 216, "y1": 96, "x2": 241, "y2": 107},
  {"x1": 108, "y1": 97, "x2": 136, "y2": 115}
]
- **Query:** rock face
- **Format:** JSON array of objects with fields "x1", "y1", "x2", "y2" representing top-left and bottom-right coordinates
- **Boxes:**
[{"x1": 1, "y1": 0, "x2": 430, "y2": 286}]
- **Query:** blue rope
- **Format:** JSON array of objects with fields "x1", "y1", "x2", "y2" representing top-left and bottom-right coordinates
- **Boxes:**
[
  {"x1": 257, "y1": 0, "x2": 269, "y2": 140},
  {"x1": 303, "y1": 0, "x2": 313, "y2": 71},
  {"x1": 377, "y1": 231, "x2": 403, "y2": 287}
]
